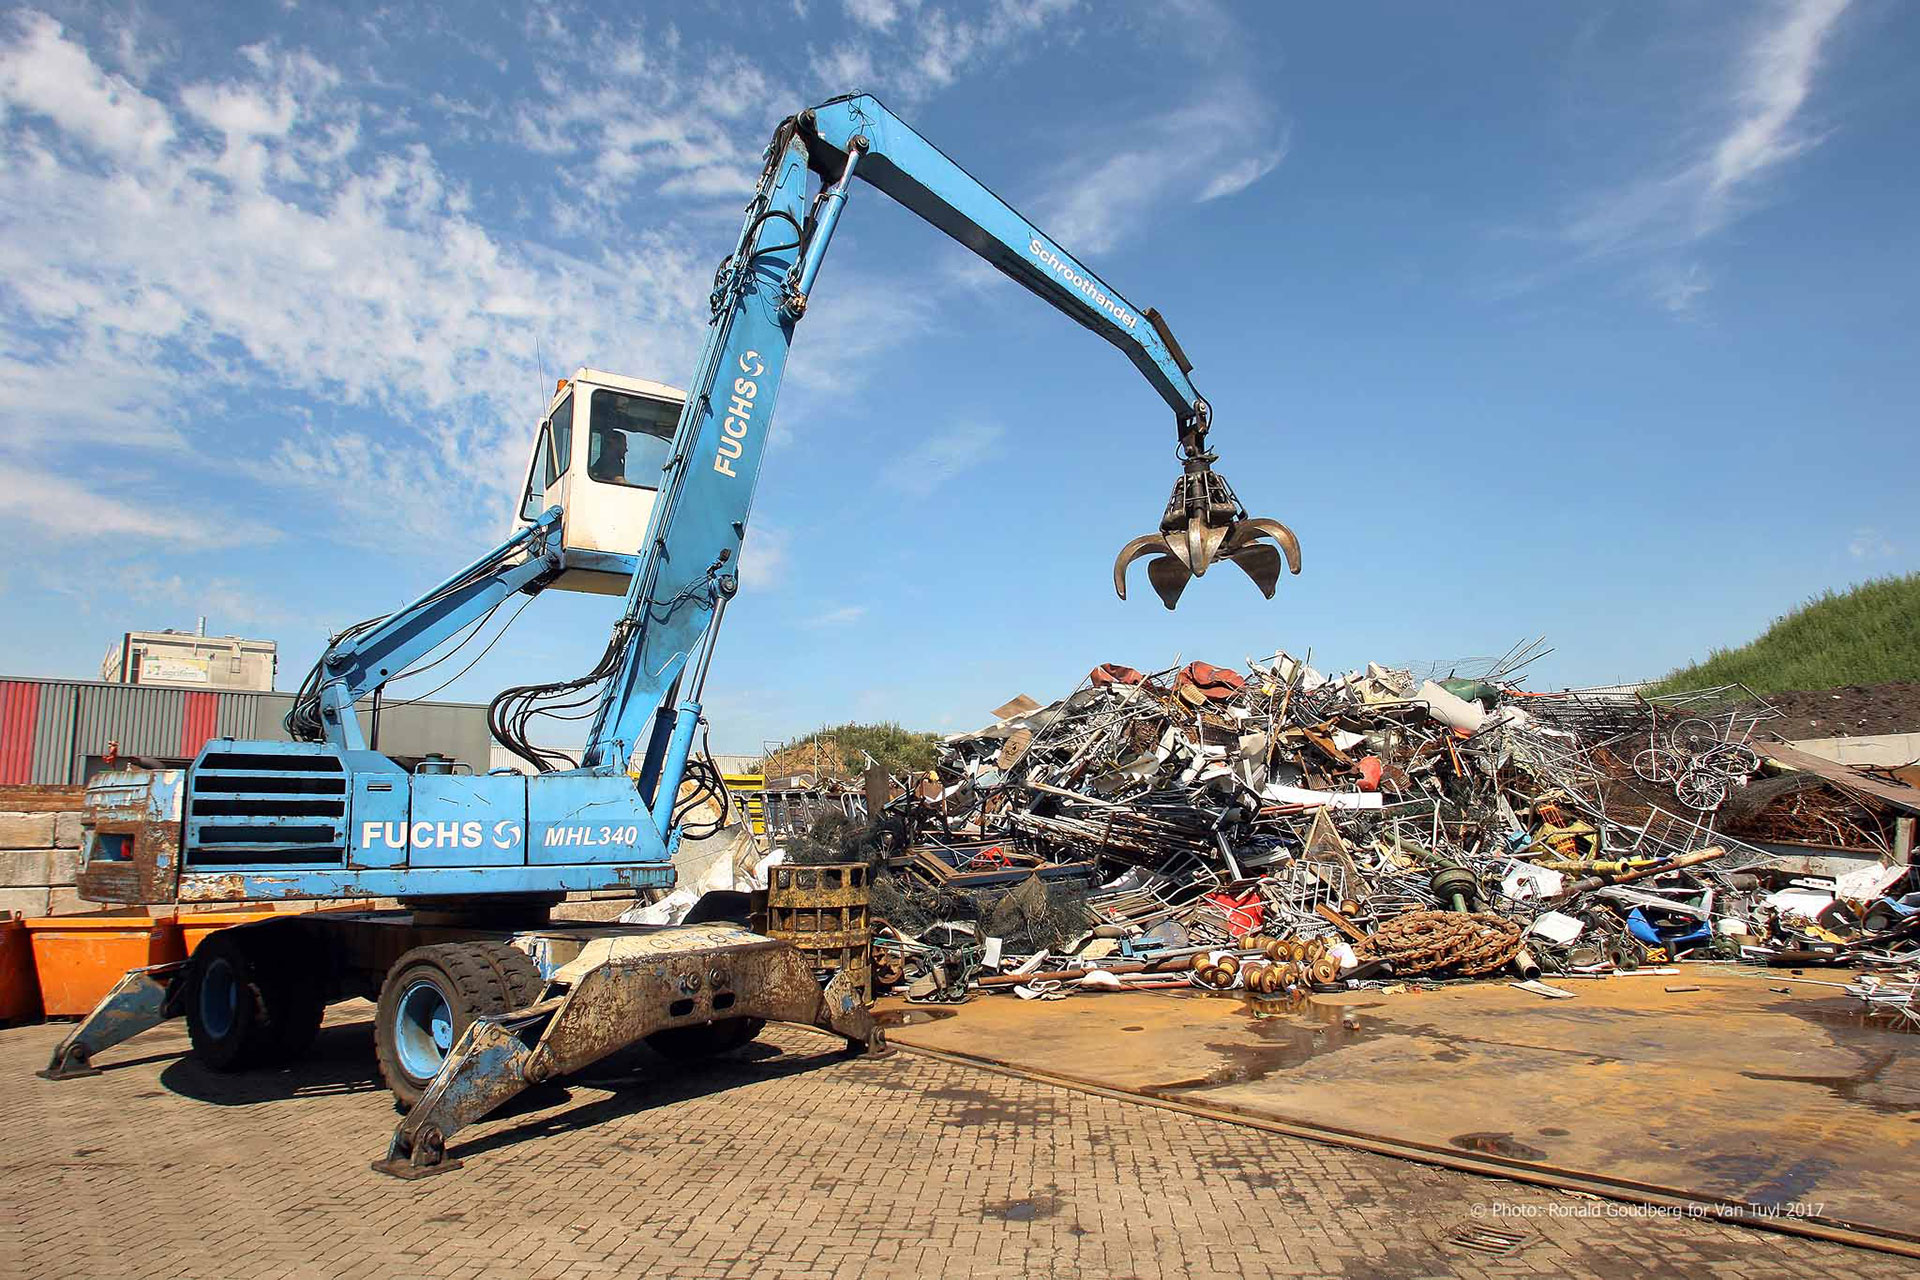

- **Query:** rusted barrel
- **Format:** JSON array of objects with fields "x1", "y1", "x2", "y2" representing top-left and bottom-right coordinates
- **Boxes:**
[{"x1": 765, "y1": 863, "x2": 871, "y2": 1001}]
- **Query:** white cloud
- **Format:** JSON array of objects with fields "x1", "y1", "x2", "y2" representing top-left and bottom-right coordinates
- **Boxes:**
[
  {"x1": 1561, "y1": 0, "x2": 1851, "y2": 305},
  {"x1": 0, "y1": 11, "x2": 709, "y2": 551},
  {"x1": 737, "y1": 522, "x2": 791, "y2": 591},
  {"x1": 1848, "y1": 527, "x2": 1895, "y2": 560},
  {"x1": 0, "y1": 466, "x2": 277, "y2": 548},
  {"x1": 807, "y1": 0, "x2": 1079, "y2": 104},
  {"x1": 0, "y1": 2, "x2": 1105, "y2": 581},
  {"x1": 1704, "y1": 0, "x2": 1849, "y2": 211},
  {"x1": 0, "y1": 11, "x2": 173, "y2": 160},
  {"x1": 880, "y1": 421, "x2": 1005, "y2": 496},
  {"x1": 1648, "y1": 261, "x2": 1712, "y2": 316},
  {"x1": 1028, "y1": 84, "x2": 1286, "y2": 255},
  {"x1": 844, "y1": 0, "x2": 915, "y2": 33}
]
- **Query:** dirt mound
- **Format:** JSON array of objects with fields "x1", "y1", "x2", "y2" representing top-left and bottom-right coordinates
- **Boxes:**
[{"x1": 1745, "y1": 683, "x2": 1920, "y2": 740}]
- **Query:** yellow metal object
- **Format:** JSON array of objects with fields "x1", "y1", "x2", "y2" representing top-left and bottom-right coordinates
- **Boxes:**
[{"x1": 723, "y1": 772, "x2": 766, "y2": 835}]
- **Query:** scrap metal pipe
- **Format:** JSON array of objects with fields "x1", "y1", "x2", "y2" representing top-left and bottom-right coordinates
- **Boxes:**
[{"x1": 1560, "y1": 845, "x2": 1727, "y2": 896}]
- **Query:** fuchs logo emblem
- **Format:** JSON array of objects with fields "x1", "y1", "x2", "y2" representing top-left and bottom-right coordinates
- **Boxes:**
[
  {"x1": 713, "y1": 351, "x2": 764, "y2": 477},
  {"x1": 1028, "y1": 238, "x2": 1138, "y2": 330}
]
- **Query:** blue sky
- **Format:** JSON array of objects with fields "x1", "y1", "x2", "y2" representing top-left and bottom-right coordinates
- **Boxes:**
[{"x1": 0, "y1": 0, "x2": 1913, "y2": 754}]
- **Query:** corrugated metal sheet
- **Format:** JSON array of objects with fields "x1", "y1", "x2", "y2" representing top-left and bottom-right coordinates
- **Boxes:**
[
  {"x1": 0, "y1": 681, "x2": 38, "y2": 784},
  {"x1": 252, "y1": 693, "x2": 298, "y2": 743},
  {"x1": 180, "y1": 691, "x2": 219, "y2": 756},
  {"x1": 77, "y1": 682, "x2": 185, "y2": 766},
  {"x1": 218, "y1": 691, "x2": 256, "y2": 741},
  {"x1": 251, "y1": 692, "x2": 490, "y2": 772},
  {"x1": 0, "y1": 675, "x2": 486, "y2": 783},
  {"x1": 31, "y1": 682, "x2": 75, "y2": 785}
]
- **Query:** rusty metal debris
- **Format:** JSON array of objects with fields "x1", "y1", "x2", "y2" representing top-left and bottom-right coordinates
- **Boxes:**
[{"x1": 809, "y1": 648, "x2": 1920, "y2": 1002}]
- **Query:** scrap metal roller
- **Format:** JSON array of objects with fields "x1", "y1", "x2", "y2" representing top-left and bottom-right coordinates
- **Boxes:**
[{"x1": 1114, "y1": 423, "x2": 1301, "y2": 610}]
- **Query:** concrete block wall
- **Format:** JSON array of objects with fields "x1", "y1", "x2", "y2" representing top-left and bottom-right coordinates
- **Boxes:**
[{"x1": 0, "y1": 790, "x2": 87, "y2": 917}]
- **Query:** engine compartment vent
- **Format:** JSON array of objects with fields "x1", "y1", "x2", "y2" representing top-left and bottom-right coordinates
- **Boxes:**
[{"x1": 186, "y1": 749, "x2": 348, "y2": 866}]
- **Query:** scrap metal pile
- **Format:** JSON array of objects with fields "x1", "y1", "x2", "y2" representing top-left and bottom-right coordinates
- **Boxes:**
[{"x1": 867, "y1": 650, "x2": 1920, "y2": 1002}]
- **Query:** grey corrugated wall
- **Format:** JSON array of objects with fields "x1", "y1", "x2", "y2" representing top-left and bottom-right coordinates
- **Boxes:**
[
  {"x1": 28, "y1": 681, "x2": 76, "y2": 785},
  {"x1": 250, "y1": 694, "x2": 491, "y2": 772},
  {"x1": 2, "y1": 676, "x2": 485, "y2": 783}
]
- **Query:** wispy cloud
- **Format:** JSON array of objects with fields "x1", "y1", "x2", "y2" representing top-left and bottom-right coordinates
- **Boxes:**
[
  {"x1": 0, "y1": 467, "x2": 278, "y2": 548},
  {"x1": 804, "y1": 604, "x2": 868, "y2": 628},
  {"x1": 1559, "y1": 0, "x2": 1851, "y2": 311},
  {"x1": 0, "y1": 10, "x2": 710, "y2": 550},
  {"x1": 1029, "y1": 82, "x2": 1288, "y2": 255},
  {"x1": 1848, "y1": 527, "x2": 1896, "y2": 560},
  {"x1": 1023, "y1": 2, "x2": 1285, "y2": 255},
  {"x1": 826, "y1": 0, "x2": 1080, "y2": 103},
  {"x1": 46, "y1": 561, "x2": 303, "y2": 630},
  {"x1": 737, "y1": 522, "x2": 791, "y2": 591},
  {"x1": 880, "y1": 422, "x2": 1005, "y2": 497},
  {"x1": 842, "y1": 0, "x2": 915, "y2": 33}
]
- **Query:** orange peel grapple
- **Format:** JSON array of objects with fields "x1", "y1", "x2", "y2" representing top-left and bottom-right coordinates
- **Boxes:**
[{"x1": 1114, "y1": 438, "x2": 1301, "y2": 610}]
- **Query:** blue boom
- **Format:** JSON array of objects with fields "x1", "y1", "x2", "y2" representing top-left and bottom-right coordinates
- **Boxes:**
[{"x1": 78, "y1": 93, "x2": 1299, "y2": 911}]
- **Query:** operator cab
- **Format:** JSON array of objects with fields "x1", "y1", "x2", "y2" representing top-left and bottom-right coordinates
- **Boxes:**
[{"x1": 517, "y1": 368, "x2": 687, "y2": 594}]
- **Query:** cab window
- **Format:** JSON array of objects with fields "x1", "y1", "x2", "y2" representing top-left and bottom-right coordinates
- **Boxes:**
[
  {"x1": 518, "y1": 392, "x2": 574, "y2": 520},
  {"x1": 587, "y1": 389, "x2": 677, "y2": 490},
  {"x1": 545, "y1": 393, "x2": 574, "y2": 484}
]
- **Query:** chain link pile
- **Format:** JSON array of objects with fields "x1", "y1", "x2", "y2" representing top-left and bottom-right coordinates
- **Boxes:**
[{"x1": 1355, "y1": 910, "x2": 1525, "y2": 977}]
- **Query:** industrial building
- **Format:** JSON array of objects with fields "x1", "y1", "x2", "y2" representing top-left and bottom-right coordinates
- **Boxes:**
[
  {"x1": 0, "y1": 674, "x2": 491, "y2": 785},
  {"x1": 99, "y1": 622, "x2": 278, "y2": 692}
]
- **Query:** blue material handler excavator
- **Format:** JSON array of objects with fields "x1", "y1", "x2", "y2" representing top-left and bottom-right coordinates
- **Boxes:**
[{"x1": 37, "y1": 94, "x2": 1301, "y2": 1176}]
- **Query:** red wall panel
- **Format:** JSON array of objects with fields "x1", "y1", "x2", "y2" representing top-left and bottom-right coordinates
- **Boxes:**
[
  {"x1": 0, "y1": 681, "x2": 39, "y2": 784},
  {"x1": 180, "y1": 691, "x2": 219, "y2": 759}
]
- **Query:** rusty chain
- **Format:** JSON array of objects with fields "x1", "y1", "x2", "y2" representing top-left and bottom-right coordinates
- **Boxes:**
[{"x1": 1356, "y1": 910, "x2": 1524, "y2": 977}]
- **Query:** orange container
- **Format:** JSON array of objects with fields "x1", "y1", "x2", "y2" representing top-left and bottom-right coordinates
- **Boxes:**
[
  {"x1": 0, "y1": 916, "x2": 43, "y2": 1024},
  {"x1": 178, "y1": 910, "x2": 286, "y2": 956},
  {"x1": 24, "y1": 913, "x2": 185, "y2": 1017}
]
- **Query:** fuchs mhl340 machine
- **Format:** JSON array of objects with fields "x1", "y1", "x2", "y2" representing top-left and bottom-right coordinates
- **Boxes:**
[{"x1": 39, "y1": 94, "x2": 1301, "y2": 1176}]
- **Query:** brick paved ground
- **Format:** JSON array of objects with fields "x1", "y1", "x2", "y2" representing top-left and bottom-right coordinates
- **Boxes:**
[{"x1": 0, "y1": 1005, "x2": 1905, "y2": 1279}]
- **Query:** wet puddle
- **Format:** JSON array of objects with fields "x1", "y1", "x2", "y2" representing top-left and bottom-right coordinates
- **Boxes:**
[
  {"x1": 983, "y1": 1193, "x2": 1066, "y2": 1222},
  {"x1": 1777, "y1": 996, "x2": 1920, "y2": 1037},
  {"x1": 1691, "y1": 1152, "x2": 1837, "y2": 1205},
  {"x1": 1757, "y1": 997, "x2": 1920, "y2": 1115},
  {"x1": 1153, "y1": 1000, "x2": 1383, "y2": 1090}
]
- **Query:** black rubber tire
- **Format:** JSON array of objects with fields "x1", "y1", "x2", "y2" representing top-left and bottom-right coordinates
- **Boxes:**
[
  {"x1": 185, "y1": 930, "x2": 302, "y2": 1072},
  {"x1": 374, "y1": 941, "x2": 543, "y2": 1109},
  {"x1": 270, "y1": 960, "x2": 328, "y2": 1061},
  {"x1": 645, "y1": 1018, "x2": 765, "y2": 1062}
]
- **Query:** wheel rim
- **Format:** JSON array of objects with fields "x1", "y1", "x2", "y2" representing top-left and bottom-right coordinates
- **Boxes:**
[
  {"x1": 393, "y1": 978, "x2": 455, "y2": 1082},
  {"x1": 198, "y1": 957, "x2": 239, "y2": 1040}
]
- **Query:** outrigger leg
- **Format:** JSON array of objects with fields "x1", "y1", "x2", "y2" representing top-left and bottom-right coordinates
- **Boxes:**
[
  {"x1": 39, "y1": 962, "x2": 187, "y2": 1080},
  {"x1": 373, "y1": 926, "x2": 885, "y2": 1178}
]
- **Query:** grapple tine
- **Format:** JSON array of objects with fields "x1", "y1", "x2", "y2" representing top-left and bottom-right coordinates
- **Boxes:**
[
  {"x1": 1226, "y1": 542, "x2": 1283, "y2": 599},
  {"x1": 1113, "y1": 533, "x2": 1172, "y2": 601},
  {"x1": 1146, "y1": 555, "x2": 1192, "y2": 610},
  {"x1": 1230, "y1": 516, "x2": 1303, "y2": 576}
]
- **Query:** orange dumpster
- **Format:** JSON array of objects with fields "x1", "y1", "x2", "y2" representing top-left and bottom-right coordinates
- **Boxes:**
[
  {"x1": 24, "y1": 913, "x2": 185, "y2": 1017},
  {"x1": 178, "y1": 909, "x2": 286, "y2": 955},
  {"x1": 0, "y1": 916, "x2": 42, "y2": 1024}
]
